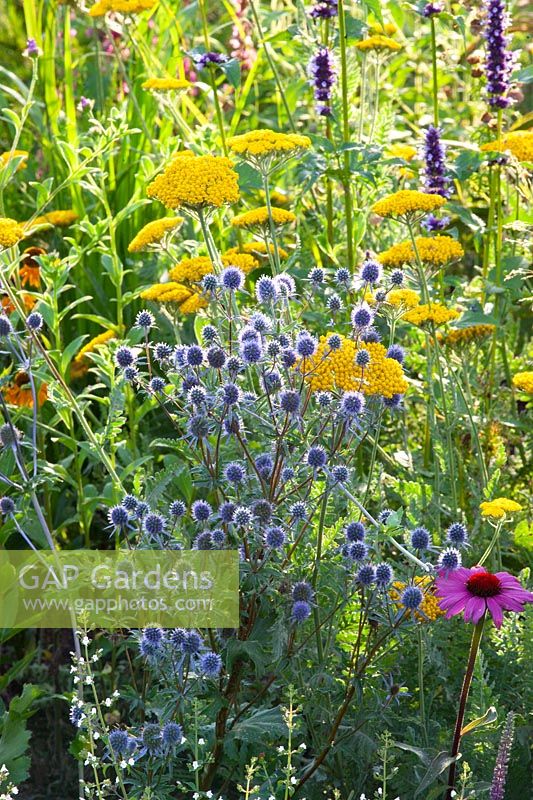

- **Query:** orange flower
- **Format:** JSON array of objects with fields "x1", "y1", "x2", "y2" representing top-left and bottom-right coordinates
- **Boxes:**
[
  {"x1": 2, "y1": 293, "x2": 36, "y2": 314},
  {"x1": 4, "y1": 372, "x2": 48, "y2": 408},
  {"x1": 20, "y1": 247, "x2": 45, "y2": 288}
]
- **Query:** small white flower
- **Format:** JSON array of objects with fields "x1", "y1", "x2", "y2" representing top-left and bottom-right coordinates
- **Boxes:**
[
  {"x1": 198, "y1": 737, "x2": 205, "y2": 745},
  {"x1": 192, "y1": 760, "x2": 199, "y2": 770},
  {"x1": 81, "y1": 635, "x2": 90, "y2": 646},
  {"x1": 84, "y1": 676, "x2": 93, "y2": 685}
]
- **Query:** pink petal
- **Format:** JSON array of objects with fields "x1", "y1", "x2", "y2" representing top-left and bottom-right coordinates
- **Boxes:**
[
  {"x1": 487, "y1": 598, "x2": 504, "y2": 628},
  {"x1": 438, "y1": 591, "x2": 470, "y2": 610},
  {"x1": 464, "y1": 596, "x2": 486, "y2": 623},
  {"x1": 443, "y1": 596, "x2": 469, "y2": 616},
  {"x1": 495, "y1": 573, "x2": 522, "y2": 588},
  {"x1": 497, "y1": 596, "x2": 528, "y2": 612}
]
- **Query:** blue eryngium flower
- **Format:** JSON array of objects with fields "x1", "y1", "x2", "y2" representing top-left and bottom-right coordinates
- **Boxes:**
[
  {"x1": 162, "y1": 721, "x2": 183, "y2": 748},
  {"x1": 200, "y1": 651, "x2": 223, "y2": 677}
]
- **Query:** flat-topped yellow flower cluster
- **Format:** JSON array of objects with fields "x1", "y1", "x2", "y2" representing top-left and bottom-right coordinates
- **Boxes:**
[
  {"x1": 480, "y1": 498, "x2": 523, "y2": 519},
  {"x1": 169, "y1": 252, "x2": 258, "y2": 285},
  {"x1": 512, "y1": 371, "x2": 533, "y2": 394},
  {"x1": 225, "y1": 241, "x2": 289, "y2": 260},
  {"x1": 480, "y1": 130, "x2": 533, "y2": 163},
  {"x1": 31, "y1": 210, "x2": 78, "y2": 228},
  {"x1": 142, "y1": 77, "x2": 190, "y2": 91},
  {"x1": 72, "y1": 330, "x2": 116, "y2": 378},
  {"x1": 0, "y1": 217, "x2": 24, "y2": 249},
  {"x1": 128, "y1": 218, "x2": 183, "y2": 252},
  {"x1": 403, "y1": 303, "x2": 459, "y2": 327},
  {"x1": 227, "y1": 130, "x2": 311, "y2": 157},
  {"x1": 439, "y1": 324, "x2": 495, "y2": 348},
  {"x1": 390, "y1": 577, "x2": 444, "y2": 623},
  {"x1": 232, "y1": 207, "x2": 296, "y2": 229},
  {"x1": 147, "y1": 153, "x2": 240, "y2": 211},
  {"x1": 378, "y1": 236, "x2": 464, "y2": 267},
  {"x1": 372, "y1": 190, "x2": 446, "y2": 218},
  {"x1": 302, "y1": 336, "x2": 408, "y2": 398},
  {"x1": 355, "y1": 35, "x2": 402, "y2": 52},
  {"x1": 89, "y1": 0, "x2": 156, "y2": 16}
]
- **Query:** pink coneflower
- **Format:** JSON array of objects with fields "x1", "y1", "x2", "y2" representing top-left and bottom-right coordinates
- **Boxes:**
[{"x1": 436, "y1": 566, "x2": 533, "y2": 628}]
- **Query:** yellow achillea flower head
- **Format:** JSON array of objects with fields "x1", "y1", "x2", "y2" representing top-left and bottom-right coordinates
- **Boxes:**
[
  {"x1": 439, "y1": 324, "x2": 496, "y2": 348},
  {"x1": 142, "y1": 77, "x2": 190, "y2": 91},
  {"x1": 269, "y1": 190, "x2": 291, "y2": 206},
  {"x1": 385, "y1": 288, "x2": 421, "y2": 309},
  {"x1": 402, "y1": 303, "x2": 459, "y2": 327},
  {"x1": 378, "y1": 236, "x2": 464, "y2": 267},
  {"x1": 128, "y1": 217, "x2": 183, "y2": 252},
  {"x1": 147, "y1": 153, "x2": 240, "y2": 211},
  {"x1": 390, "y1": 577, "x2": 444, "y2": 623},
  {"x1": 232, "y1": 206, "x2": 296, "y2": 229},
  {"x1": 480, "y1": 498, "x2": 523, "y2": 519},
  {"x1": 178, "y1": 293, "x2": 208, "y2": 315},
  {"x1": 0, "y1": 150, "x2": 28, "y2": 171},
  {"x1": 72, "y1": 330, "x2": 116, "y2": 378},
  {"x1": 371, "y1": 22, "x2": 398, "y2": 36},
  {"x1": 0, "y1": 217, "x2": 25, "y2": 249},
  {"x1": 140, "y1": 282, "x2": 192, "y2": 304},
  {"x1": 355, "y1": 35, "x2": 402, "y2": 52},
  {"x1": 480, "y1": 131, "x2": 533, "y2": 163},
  {"x1": 512, "y1": 371, "x2": 533, "y2": 394},
  {"x1": 32, "y1": 210, "x2": 78, "y2": 228},
  {"x1": 303, "y1": 336, "x2": 408, "y2": 398},
  {"x1": 89, "y1": 0, "x2": 157, "y2": 16},
  {"x1": 372, "y1": 190, "x2": 446, "y2": 219},
  {"x1": 225, "y1": 241, "x2": 289, "y2": 260},
  {"x1": 227, "y1": 130, "x2": 311, "y2": 166},
  {"x1": 386, "y1": 144, "x2": 417, "y2": 161},
  {"x1": 169, "y1": 252, "x2": 258, "y2": 285}
]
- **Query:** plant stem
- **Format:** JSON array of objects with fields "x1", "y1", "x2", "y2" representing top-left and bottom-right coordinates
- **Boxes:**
[
  {"x1": 417, "y1": 627, "x2": 428, "y2": 746},
  {"x1": 337, "y1": 0, "x2": 355, "y2": 270},
  {"x1": 430, "y1": 17, "x2": 439, "y2": 127},
  {"x1": 262, "y1": 171, "x2": 282, "y2": 275},
  {"x1": 445, "y1": 617, "x2": 485, "y2": 800}
]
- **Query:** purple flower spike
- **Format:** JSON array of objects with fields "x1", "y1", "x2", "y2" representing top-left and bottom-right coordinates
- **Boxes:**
[
  {"x1": 308, "y1": 47, "x2": 337, "y2": 117},
  {"x1": 422, "y1": 126, "x2": 451, "y2": 198},
  {"x1": 309, "y1": 0, "x2": 338, "y2": 20},
  {"x1": 484, "y1": 0, "x2": 514, "y2": 108},
  {"x1": 193, "y1": 52, "x2": 229, "y2": 70},
  {"x1": 422, "y1": 2, "x2": 444, "y2": 17},
  {"x1": 490, "y1": 712, "x2": 515, "y2": 800}
]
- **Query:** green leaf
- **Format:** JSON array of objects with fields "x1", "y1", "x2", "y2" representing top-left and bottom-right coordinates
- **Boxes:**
[
  {"x1": 415, "y1": 752, "x2": 460, "y2": 797},
  {"x1": 221, "y1": 58, "x2": 241, "y2": 89},
  {"x1": 514, "y1": 519, "x2": 533, "y2": 550},
  {"x1": 228, "y1": 707, "x2": 287, "y2": 743},
  {"x1": 0, "y1": 650, "x2": 37, "y2": 693},
  {"x1": 461, "y1": 706, "x2": 498, "y2": 736},
  {"x1": 515, "y1": 65, "x2": 533, "y2": 84},
  {"x1": 361, "y1": 0, "x2": 383, "y2": 26}
]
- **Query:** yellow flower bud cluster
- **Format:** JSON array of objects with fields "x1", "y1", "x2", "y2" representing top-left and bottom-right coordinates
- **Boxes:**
[
  {"x1": 128, "y1": 218, "x2": 183, "y2": 252},
  {"x1": 372, "y1": 190, "x2": 446, "y2": 219},
  {"x1": 147, "y1": 153, "x2": 240, "y2": 211},
  {"x1": 402, "y1": 303, "x2": 459, "y2": 327},
  {"x1": 390, "y1": 577, "x2": 444, "y2": 623},
  {"x1": 303, "y1": 336, "x2": 408, "y2": 398},
  {"x1": 378, "y1": 236, "x2": 464, "y2": 267}
]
